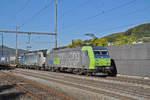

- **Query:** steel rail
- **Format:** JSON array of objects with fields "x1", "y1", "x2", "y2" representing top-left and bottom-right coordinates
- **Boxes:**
[
  {"x1": 16, "y1": 70, "x2": 139, "y2": 100},
  {"x1": 19, "y1": 70, "x2": 150, "y2": 99},
  {"x1": 31, "y1": 70, "x2": 150, "y2": 98},
  {"x1": 3, "y1": 71, "x2": 75, "y2": 100},
  {"x1": 0, "y1": 72, "x2": 42, "y2": 100}
]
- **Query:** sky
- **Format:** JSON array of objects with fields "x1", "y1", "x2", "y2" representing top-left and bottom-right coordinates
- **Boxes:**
[{"x1": 0, "y1": 0, "x2": 150, "y2": 50}]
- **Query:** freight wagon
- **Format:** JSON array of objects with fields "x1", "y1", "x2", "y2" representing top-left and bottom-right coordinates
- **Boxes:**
[
  {"x1": 9, "y1": 56, "x2": 17, "y2": 67},
  {"x1": 0, "y1": 56, "x2": 9, "y2": 66}
]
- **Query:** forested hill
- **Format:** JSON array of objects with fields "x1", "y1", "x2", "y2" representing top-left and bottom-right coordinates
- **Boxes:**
[
  {"x1": 67, "y1": 23, "x2": 150, "y2": 47},
  {"x1": 103, "y1": 23, "x2": 150, "y2": 43}
]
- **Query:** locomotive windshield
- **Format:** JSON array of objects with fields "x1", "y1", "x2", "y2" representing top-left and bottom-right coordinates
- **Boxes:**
[{"x1": 94, "y1": 50, "x2": 108, "y2": 56}]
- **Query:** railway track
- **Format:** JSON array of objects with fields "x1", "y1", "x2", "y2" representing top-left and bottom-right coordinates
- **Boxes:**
[
  {"x1": 48, "y1": 70, "x2": 150, "y2": 89},
  {"x1": 0, "y1": 70, "x2": 75, "y2": 100},
  {"x1": 106, "y1": 76, "x2": 150, "y2": 86},
  {"x1": 14, "y1": 69, "x2": 150, "y2": 100},
  {"x1": 20, "y1": 68, "x2": 150, "y2": 88},
  {"x1": 0, "y1": 72, "x2": 41, "y2": 100}
]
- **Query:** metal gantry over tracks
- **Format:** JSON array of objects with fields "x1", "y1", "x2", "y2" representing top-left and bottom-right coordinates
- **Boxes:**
[{"x1": 0, "y1": 30, "x2": 56, "y2": 65}]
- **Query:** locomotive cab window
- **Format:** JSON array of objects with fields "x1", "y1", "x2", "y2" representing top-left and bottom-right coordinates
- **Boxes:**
[
  {"x1": 94, "y1": 50, "x2": 108, "y2": 56},
  {"x1": 101, "y1": 51, "x2": 108, "y2": 56},
  {"x1": 94, "y1": 51, "x2": 100, "y2": 56}
]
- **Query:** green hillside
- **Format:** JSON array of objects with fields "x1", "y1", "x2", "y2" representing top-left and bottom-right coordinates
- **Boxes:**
[
  {"x1": 103, "y1": 23, "x2": 150, "y2": 44},
  {"x1": 67, "y1": 23, "x2": 150, "y2": 47}
]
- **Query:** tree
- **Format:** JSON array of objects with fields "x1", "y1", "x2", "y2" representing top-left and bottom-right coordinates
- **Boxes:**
[
  {"x1": 113, "y1": 36, "x2": 136, "y2": 46},
  {"x1": 91, "y1": 38, "x2": 108, "y2": 47},
  {"x1": 67, "y1": 39, "x2": 83, "y2": 48}
]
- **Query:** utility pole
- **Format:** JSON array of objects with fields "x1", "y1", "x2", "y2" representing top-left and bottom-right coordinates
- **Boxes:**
[
  {"x1": 1, "y1": 32, "x2": 3, "y2": 56},
  {"x1": 27, "y1": 33, "x2": 31, "y2": 51},
  {"x1": 16, "y1": 26, "x2": 18, "y2": 64},
  {"x1": 55, "y1": 0, "x2": 58, "y2": 48}
]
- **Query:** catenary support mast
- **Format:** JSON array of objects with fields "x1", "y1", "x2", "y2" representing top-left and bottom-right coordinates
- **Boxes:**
[
  {"x1": 55, "y1": 0, "x2": 58, "y2": 48},
  {"x1": 1, "y1": 32, "x2": 3, "y2": 56},
  {"x1": 16, "y1": 26, "x2": 18, "y2": 64}
]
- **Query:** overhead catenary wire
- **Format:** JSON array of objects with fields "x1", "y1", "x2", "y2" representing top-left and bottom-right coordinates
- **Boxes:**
[
  {"x1": 15, "y1": 0, "x2": 31, "y2": 15},
  {"x1": 62, "y1": 0, "x2": 137, "y2": 30},
  {"x1": 62, "y1": 0, "x2": 92, "y2": 16},
  {"x1": 63, "y1": 4, "x2": 150, "y2": 37},
  {"x1": 80, "y1": 17, "x2": 149, "y2": 39},
  {"x1": 60, "y1": 0, "x2": 103, "y2": 32},
  {"x1": 19, "y1": 0, "x2": 54, "y2": 28},
  {"x1": 92, "y1": 5, "x2": 150, "y2": 34},
  {"x1": 85, "y1": 0, "x2": 137, "y2": 21},
  {"x1": 63, "y1": 16, "x2": 150, "y2": 38},
  {"x1": 0, "y1": 25, "x2": 17, "y2": 29},
  {"x1": 110, "y1": 19, "x2": 148, "y2": 35},
  {"x1": 0, "y1": 0, "x2": 56, "y2": 51},
  {"x1": 9, "y1": 0, "x2": 32, "y2": 25}
]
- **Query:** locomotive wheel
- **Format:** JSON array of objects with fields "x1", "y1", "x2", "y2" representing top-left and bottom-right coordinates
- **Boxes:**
[
  {"x1": 52, "y1": 67, "x2": 56, "y2": 72},
  {"x1": 86, "y1": 72, "x2": 92, "y2": 76}
]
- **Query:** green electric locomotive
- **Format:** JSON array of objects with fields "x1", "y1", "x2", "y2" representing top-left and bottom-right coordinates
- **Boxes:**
[{"x1": 46, "y1": 46, "x2": 117, "y2": 76}]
